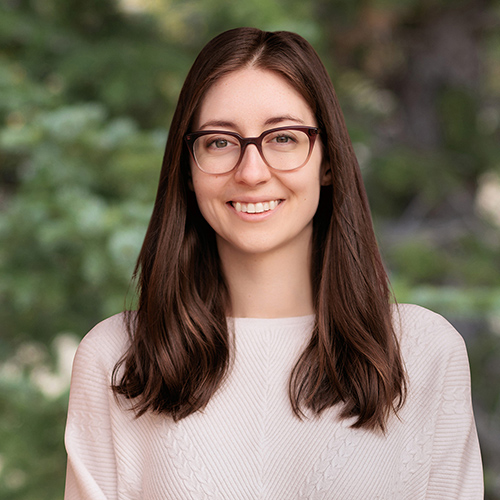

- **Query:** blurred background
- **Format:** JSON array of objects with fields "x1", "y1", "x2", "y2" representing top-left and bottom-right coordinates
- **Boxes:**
[{"x1": 0, "y1": 0, "x2": 499, "y2": 498}]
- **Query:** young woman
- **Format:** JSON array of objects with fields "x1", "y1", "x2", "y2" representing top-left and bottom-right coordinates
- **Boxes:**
[{"x1": 64, "y1": 28, "x2": 483, "y2": 499}]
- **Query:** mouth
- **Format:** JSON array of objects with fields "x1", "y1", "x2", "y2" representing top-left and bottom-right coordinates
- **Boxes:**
[{"x1": 231, "y1": 200, "x2": 282, "y2": 214}]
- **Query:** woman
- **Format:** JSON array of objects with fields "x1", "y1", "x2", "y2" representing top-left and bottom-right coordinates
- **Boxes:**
[{"x1": 64, "y1": 28, "x2": 483, "y2": 499}]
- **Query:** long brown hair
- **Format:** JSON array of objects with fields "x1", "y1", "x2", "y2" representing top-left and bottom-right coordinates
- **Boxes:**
[{"x1": 112, "y1": 27, "x2": 406, "y2": 431}]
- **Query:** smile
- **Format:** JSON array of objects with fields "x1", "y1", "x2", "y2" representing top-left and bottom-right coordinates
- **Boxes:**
[{"x1": 231, "y1": 200, "x2": 282, "y2": 214}]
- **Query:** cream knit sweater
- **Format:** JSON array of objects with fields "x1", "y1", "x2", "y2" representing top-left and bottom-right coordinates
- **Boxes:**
[{"x1": 64, "y1": 304, "x2": 483, "y2": 499}]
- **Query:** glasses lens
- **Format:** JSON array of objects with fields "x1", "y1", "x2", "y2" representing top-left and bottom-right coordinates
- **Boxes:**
[
  {"x1": 261, "y1": 129, "x2": 311, "y2": 170},
  {"x1": 193, "y1": 133, "x2": 241, "y2": 174}
]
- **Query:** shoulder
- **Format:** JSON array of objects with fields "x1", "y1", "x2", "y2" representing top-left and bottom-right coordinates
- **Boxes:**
[
  {"x1": 392, "y1": 303, "x2": 470, "y2": 376},
  {"x1": 392, "y1": 303, "x2": 466, "y2": 350},
  {"x1": 67, "y1": 314, "x2": 132, "y2": 415},
  {"x1": 73, "y1": 312, "x2": 131, "y2": 375}
]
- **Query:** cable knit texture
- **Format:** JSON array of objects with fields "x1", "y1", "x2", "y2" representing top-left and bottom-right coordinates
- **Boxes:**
[{"x1": 64, "y1": 304, "x2": 483, "y2": 499}]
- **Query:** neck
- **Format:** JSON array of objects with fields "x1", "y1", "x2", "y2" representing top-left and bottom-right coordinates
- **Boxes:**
[{"x1": 217, "y1": 238, "x2": 315, "y2": 319}]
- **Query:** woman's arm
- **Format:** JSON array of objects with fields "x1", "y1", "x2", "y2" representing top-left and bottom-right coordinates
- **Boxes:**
[
  {"x1": 64, "y1": 317, "x2": 124, "y2": 500},
  {"x1": 425, "y1": 325, "x2": 483, "y2": 499}
]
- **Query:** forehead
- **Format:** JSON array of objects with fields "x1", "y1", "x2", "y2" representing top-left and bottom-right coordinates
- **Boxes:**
[{"x1": 194, "y1": 68, "x2": 316, "y2": 131}]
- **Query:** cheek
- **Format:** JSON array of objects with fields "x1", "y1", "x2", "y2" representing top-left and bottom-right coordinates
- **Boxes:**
[
  {"x1": 299, "y1": 170, "x2": 322, "y2": 204},
  {"x1": 191, "y1": 168, "x2": 207, "y2": 203},
  {"x1": 192, "y1": 183, "x2": 210, "y2": 216},
  {"x1": 303, "y1": 177, "x2": 323, "y2": 221},
  {"x1": 191, "y1": 176, "x2": 220, "y2": 227}
]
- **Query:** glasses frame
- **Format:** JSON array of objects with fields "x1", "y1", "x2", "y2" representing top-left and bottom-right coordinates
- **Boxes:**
[{"x1": 184, "y1": 125, "x2": 320, "y2": 174}]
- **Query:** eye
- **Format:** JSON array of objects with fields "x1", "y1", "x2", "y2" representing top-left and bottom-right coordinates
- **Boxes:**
[
  {"x1": 196, "y1": 133, "x2": 239, "y2": 154},
  {"x1": 210, "y1": 138, "x2": 229, "y2": 149},
  {"x1": 265, "y1": 130, "x2": 300, "y2": 148},
  {"x1": 274, "y1": 134, "x2": 294, "y2": 144}
]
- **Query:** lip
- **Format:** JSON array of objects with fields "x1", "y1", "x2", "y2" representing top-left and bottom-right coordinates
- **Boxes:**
[
  {"x1": 232, "y1": 199, "x2": 281, "y2": 213},
  {"x1": 227, "y1": 199, "x2": 283, "y2": 220},
  {"x1": 228, "y1": 196, "x2": 282, "y2": 203}
]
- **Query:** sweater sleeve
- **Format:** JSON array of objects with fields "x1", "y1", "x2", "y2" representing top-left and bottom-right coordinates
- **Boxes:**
[
  {"x1": 64, "y1": 317, "x2": 125, "y2": 500},
  {"x1": 424, "y1": 317, "x2": 483, "y2": 499}
]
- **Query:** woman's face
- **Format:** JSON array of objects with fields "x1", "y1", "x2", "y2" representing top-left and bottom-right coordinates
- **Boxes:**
[{"x1": 190, "y1": 67, "x2": 325, "y2": 259}]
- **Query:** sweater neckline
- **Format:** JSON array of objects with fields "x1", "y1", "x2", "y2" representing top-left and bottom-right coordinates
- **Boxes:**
[{"x1": 228, "y1": 315, "x2": 315, "y2": 329}]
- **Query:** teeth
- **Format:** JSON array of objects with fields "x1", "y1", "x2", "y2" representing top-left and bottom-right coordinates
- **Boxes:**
[{"x1": 232, "y1": 200, "x2": 280, "y2": 214}]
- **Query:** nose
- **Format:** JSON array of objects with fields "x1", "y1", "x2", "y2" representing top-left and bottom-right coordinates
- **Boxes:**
[{"x1": 233, "y1": 143, "x2": 272, "y2": 185}]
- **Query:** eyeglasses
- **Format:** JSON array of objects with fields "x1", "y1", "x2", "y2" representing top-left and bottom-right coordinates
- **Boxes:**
[{"x1": 184, "y1": 126, "x2": 320, "y2": 175}]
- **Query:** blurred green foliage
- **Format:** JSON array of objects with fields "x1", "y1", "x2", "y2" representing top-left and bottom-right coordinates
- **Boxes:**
[{"x1": 1, "y1": 0, "x2": 499, "y2": 498}]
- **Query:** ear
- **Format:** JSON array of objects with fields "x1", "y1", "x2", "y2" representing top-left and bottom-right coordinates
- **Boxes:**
[
  {"x1": 320, "y1": 160, "x2": 332, "y2": 186},
  {"x1": 187, "y1": 171, "x2": 194, "y2": 191}
]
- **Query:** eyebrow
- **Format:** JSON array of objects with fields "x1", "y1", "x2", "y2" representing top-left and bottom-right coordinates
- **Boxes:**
[
  {"x1": 264, "y1": 115, "x2": 305, "y2": 126},
  {"x1": 198, "y1": 115, "x2": 305, "y2": 131}
]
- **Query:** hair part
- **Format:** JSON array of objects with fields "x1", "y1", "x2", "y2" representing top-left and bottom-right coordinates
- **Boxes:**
[{"x1": 112, "y1": 27, "x2": 406, "y2": 431}]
